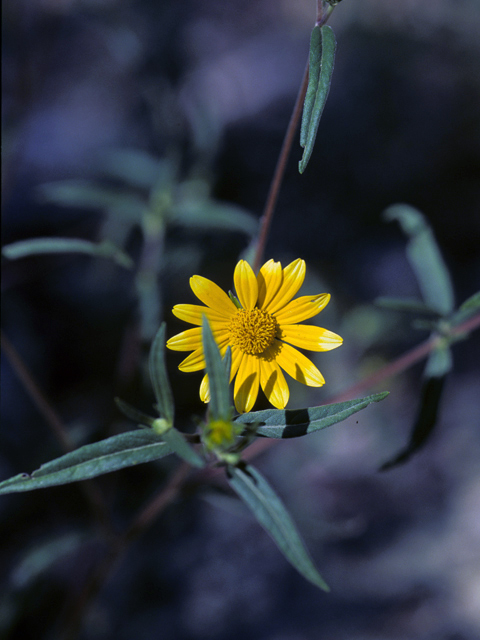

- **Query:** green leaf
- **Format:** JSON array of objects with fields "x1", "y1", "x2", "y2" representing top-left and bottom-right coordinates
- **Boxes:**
[
  {"x1": 115, "y1": 397, "x2": 155, "y2": 427},
  {"x1": 374, "y1": 297, "x2": 441, "y2": 316},
  {"x1": 450, "y1": 291, "x2": 480, "y2": 327},
  {"x1": 0, "y1": 431, "x2": 172, "y2": 494},
  {"x1": 38, "y1": 180, "x2": 146, "y2": 220},
  {"x1": 2, "y1": 238, "x2": 133, "y2": 268},
  {"x1": 96, "y1": 149, "x2": 169, "y2": 189},
  {"x1": 227, "y1": 463, "x2": 329, "y2": 591},
  {"x1": 160, "y1": 427, "x2": 205, "y2": 468},
  {"x1": 299, "y1": 25, "x2": 336, "y2": 174},
  {"x1": 173, "y1": 202, "x2": 258, "y2": 236},
  {"x1": 234, "y1": 392, "x2": 389, "y2": 438},
  {"x1": 172, "y1": 180, "x2": 258, "y2": 236},
  {"x1": 149, "y1": 323, "x2": 174, "y2": 424},
  {"x1": 380, "y1": 344, "x2": 451, "y2": 471},
  {"x1": 384, "y1": 204, "x2": 455, "y2": 316},
  {"x1": 424, "y1": 344, "x2": 453, "y2": 378},
  {"x1": 202, "y1": 317, "x2": 232, "y2": 421}
]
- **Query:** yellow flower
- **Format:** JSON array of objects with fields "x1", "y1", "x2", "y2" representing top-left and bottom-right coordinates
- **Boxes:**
[{"x1": 166, "y1": 258, "x2": 343, "y2": 413}]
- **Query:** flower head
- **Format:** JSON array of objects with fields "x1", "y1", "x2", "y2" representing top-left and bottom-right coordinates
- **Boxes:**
[{"x1": 166, "y1": 259, "x2": 342, "y2": 413}]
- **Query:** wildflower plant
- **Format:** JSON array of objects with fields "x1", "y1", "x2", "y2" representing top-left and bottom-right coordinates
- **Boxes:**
[{"x1": 2, "y1": 1, "x2": 480, "y2": 632}]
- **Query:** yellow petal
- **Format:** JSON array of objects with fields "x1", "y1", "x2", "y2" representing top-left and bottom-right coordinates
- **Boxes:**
[
  {"x1": 274, "y1": 294, "x2": 330, "y2": 325},
  {"x1": 166, "y1": 327, "x2": 203, "y2": 351},
  {"x1": 257, "y1": 259, "x2": 283, "y2": 309},
  {"x1": 259, "y1": 357, "x2": 289, "y2": 409},
  {"x1": 265, "y1": 259, "x2": 306, "y2": 315},
  {"x1": 234, "y1": 260, "x2": 258, "y2": 310},
  {"x1": 275, "y1": 341, "x2": 325, "y2": 386},
  {"x1": 172, "y1": 304, "x2": 231, "y2": 327},
  {"x1": 178, "y1": 348, "x2": 206, "y2": 372},
  {"x1": 200, "y1": 374, "x2": 210, "y2": 402},
  {"x1": 234, "y1": 353, "x2": 260, "y2": 413},
  {"x1": 167, "y1": 328, "x2": 230, "y2": 352},
  {"x1": 229, "y1": 345, "x2": 243, "y2": 383},
  {"x1": 190, "y1": 275, "x2": 237, "y2": 317},
  {"x1": 278, "y1": 325, "x2": 343, "y2": 351}
]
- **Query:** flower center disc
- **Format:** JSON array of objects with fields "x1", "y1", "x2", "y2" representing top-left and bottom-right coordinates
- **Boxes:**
[{"x1": 229, "y1": 308, "x2": 277, "y2": 355}]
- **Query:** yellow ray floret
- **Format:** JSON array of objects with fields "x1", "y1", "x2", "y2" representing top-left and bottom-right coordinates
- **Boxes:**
[{"x1": 166, "y1": 259, "x2": 343, "y2": 413}]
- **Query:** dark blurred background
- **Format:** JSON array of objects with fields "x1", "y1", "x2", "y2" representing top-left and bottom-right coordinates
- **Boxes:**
[{"x1": 2, "y1": 1, "x2": 480, "y2": 639}]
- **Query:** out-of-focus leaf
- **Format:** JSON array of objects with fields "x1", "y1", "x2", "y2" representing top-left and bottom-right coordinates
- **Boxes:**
[
  {"x1": 11, "y1": 533, "x2": 85, "y2": 589},
  {"x1": 381, "y1": 346, "x2": 451, "y2": 470},
  {"x1": 96, "y1": 149, "x2": 171, "y2": 189},
  {"x1": 450, "y1": 291, "x2": 480, "y2": 327},
  {"x1": 227, "y1": 463, "x2": 329, "y2": 591},
  {"x1": 171, "y1": 200, "x2": 258, "y2": 236},
  {"x1": 234, "y1": 392, "x2": 389, "y2": 438},
  {"x1": 2, "y1": 238, "x2": 133, "y2": 268},
  {"x1": 202, "y1": 317, "x2": 232, "y2": 421},
  {"x1": 38, "y1": 180, "x2": 146, "y2": 220},
  {"x1": 384, "y1": 204, "x2": 454, "y2": 316},
  {"x1": 299, "y1": 25, "x2": 336, "y2": 174},
  {"x1": 161, "y1": 427, "x2": 204, "y2": 468},
  {"x1": 374, "y1": 297, "x2": 441, "y2": 316},
  {"x1": 149, "y1": 323, "x2": 174, "y2": 424},
  {"x1": 424, "y1": 343, "x2": 452, "y2": 377},
  {"x1": 115, "y1": 397, "x2": 155, "y2": 427},
  {"x1": 0, "y1": 431, "x2": 172, "y2": 494}
]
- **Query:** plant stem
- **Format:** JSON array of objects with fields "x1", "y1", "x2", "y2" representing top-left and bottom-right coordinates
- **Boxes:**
[
  {"x1": 59, "y1": 462, "x2": 191, "y2": 640},
  {"x1": 253, "y1": 5, "x2": 335, "y2": 272},
  {"x1": 1, "y1": 330, "x2": 113, "y2": 535},
  {"x1": 253, "y1": 62, "x2": 309, "y2": 272}
]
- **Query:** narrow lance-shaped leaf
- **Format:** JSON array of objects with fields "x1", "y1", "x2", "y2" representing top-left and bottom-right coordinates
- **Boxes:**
[
  {"x1": 380, "y1": 345, "x2": 451, "y2": 471},
  {"x1": 149, "y1": 323, "x2": 174, "y2": 424},
  {"x1": 0, "y1": 431, "x2": 172, "y2": 495},
  {"x1": 234, "y1": 392, "x2": 389, "y2": 438},
  {"x1": 227, "y1": 463, "x2": 329, "y2": 591},
  {"x1": 384, "y1": 205, "x2": 454, "y2": 316},
  {"x1": 173, "y1": 202, "x2": 258, "y2": 237},
  {"x1": 160, "y1": 427, "x2": 204, "y2": 468},
  {"x1": 2, "y1": 238, "x2": 133, "y2": 268},
  {"x1": 115, "y1": 397, "x2": 155, "y2": 427},
  {"x1": 202, "y1": 316, "x2": 232, "y2": 421},
  {"x1": 374, "y1": 297, "x2": 442, "y2": 316},
  {"x1": 299, "y1": 25, "x2": 336, "y2": 174},
  {"x1": 450, "y1": 291, "x2": 480, "y2": 327},
  {"x1": 38, "y1": 180, "x2": 146, "y2": 220}
]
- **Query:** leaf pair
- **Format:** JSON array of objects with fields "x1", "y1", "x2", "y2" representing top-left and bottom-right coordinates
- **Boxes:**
[{"x1": 379, "y1": 205, "x2": 479, "y2": 469}]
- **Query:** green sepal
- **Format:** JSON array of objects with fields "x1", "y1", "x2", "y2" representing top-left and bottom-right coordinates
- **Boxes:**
[
  {"x1": 384, "y1": 205, "x2": 455, "y2": 316},
  {"x1": 202, "y1": 317, "x2": 233, "y2": 421},
  {"x1": 149, "y1": 323, "x2": 175, "y2": 424},
  {"x1": 227, "y1": 463, "x2": 329, "y2": 591},
  {"x1": 2, "y1": 238, "x2": 133, "y2": 269},
  {"x1": 228, "y1": 291, "x2": 242, "y2": 308},
  {"x1": 0, "y1": 431, "x2": 173, "y2": 495},
  {"x1": 160, "y1": 427, "x2": 205, "y2": 468},
  {"x1": 234, "y1": 392, "x2": 389, "y2": 438},
  {"x1": 299, "y1": 25, "x2": 336, "y2": 173}
]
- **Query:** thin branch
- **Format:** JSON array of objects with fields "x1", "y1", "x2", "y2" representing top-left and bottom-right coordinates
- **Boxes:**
[
  {"x1": 59, "y1": 462, "x2": 191, "y2": 640},
  {"x1": 238, "y1": 312, "x2": 480, "y2": 461},
  {"x1": 252, "y1": 4, "x2": 335, "y2": 272},
  {"x1": 253, "y1": 62, "x2": 309, "y2": 272},
  {"x1": 1, "y1": 330, "x2": 113, "y2": 535}
]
